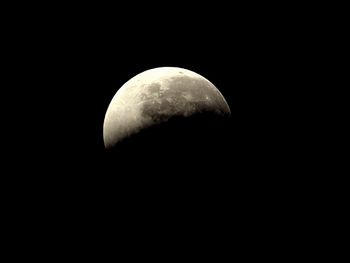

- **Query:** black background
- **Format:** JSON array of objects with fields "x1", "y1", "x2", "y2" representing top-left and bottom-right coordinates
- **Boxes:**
[
  {"x1": 49, "y1": 9, "x2": 304, "y2": 187},
  {"x1": 6, "y1": 3, "x2": 323, "y2": 259}
]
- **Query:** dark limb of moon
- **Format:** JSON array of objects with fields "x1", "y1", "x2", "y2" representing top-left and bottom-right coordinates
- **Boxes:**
[{"x1": 105, "y1": 112, "x2": 231, "y2": 168}]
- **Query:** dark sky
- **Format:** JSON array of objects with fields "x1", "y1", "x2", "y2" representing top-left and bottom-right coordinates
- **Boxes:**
[
  {"x1": 16, "y1": 5, "x2": 308, "y2": 203},
  {"x1": 7, "y1": 5, "x2": 317, "y2": 256},
  {"x1": 38, "y1": 10, "x2": 304, "y2": 210}
]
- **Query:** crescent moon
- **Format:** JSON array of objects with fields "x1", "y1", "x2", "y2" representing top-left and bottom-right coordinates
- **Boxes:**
[{"x1": 103, "y1": 67, "x2": 230, "y2": 149}]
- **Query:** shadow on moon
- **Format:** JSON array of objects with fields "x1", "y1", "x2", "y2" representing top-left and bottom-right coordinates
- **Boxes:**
[
  {"x1": 101, "y1": 114, "x2": 239, "y2": 212},
  {"x1": 106, "y1": 113, "x2": 230, "y2": 160}
]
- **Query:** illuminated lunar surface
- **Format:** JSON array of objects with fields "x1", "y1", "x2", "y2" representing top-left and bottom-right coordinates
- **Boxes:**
[{"x1": 103, "y1": 67, "x2": 231, "y2": 149}]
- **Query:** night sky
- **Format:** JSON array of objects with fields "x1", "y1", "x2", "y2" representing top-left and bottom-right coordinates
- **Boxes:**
[
  {"x1": 49, "y1": 11, "x2": 303, "y2": 227},
  {"x1": 8, "y1": 4, "x2": 317, "y2": 257},
  {"x1": 27, "y1": 5, "x2": 305, "y2": 212}
]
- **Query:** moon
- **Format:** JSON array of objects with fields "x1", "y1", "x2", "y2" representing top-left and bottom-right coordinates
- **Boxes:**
[{"x1": 103, "y1": 67, "x2": 231, "y2": 149}]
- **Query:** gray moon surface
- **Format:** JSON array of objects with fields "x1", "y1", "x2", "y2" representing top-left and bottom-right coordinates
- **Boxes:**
[{"x1": 103, "y1": 67, "x2": 231, "y2": 149}]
